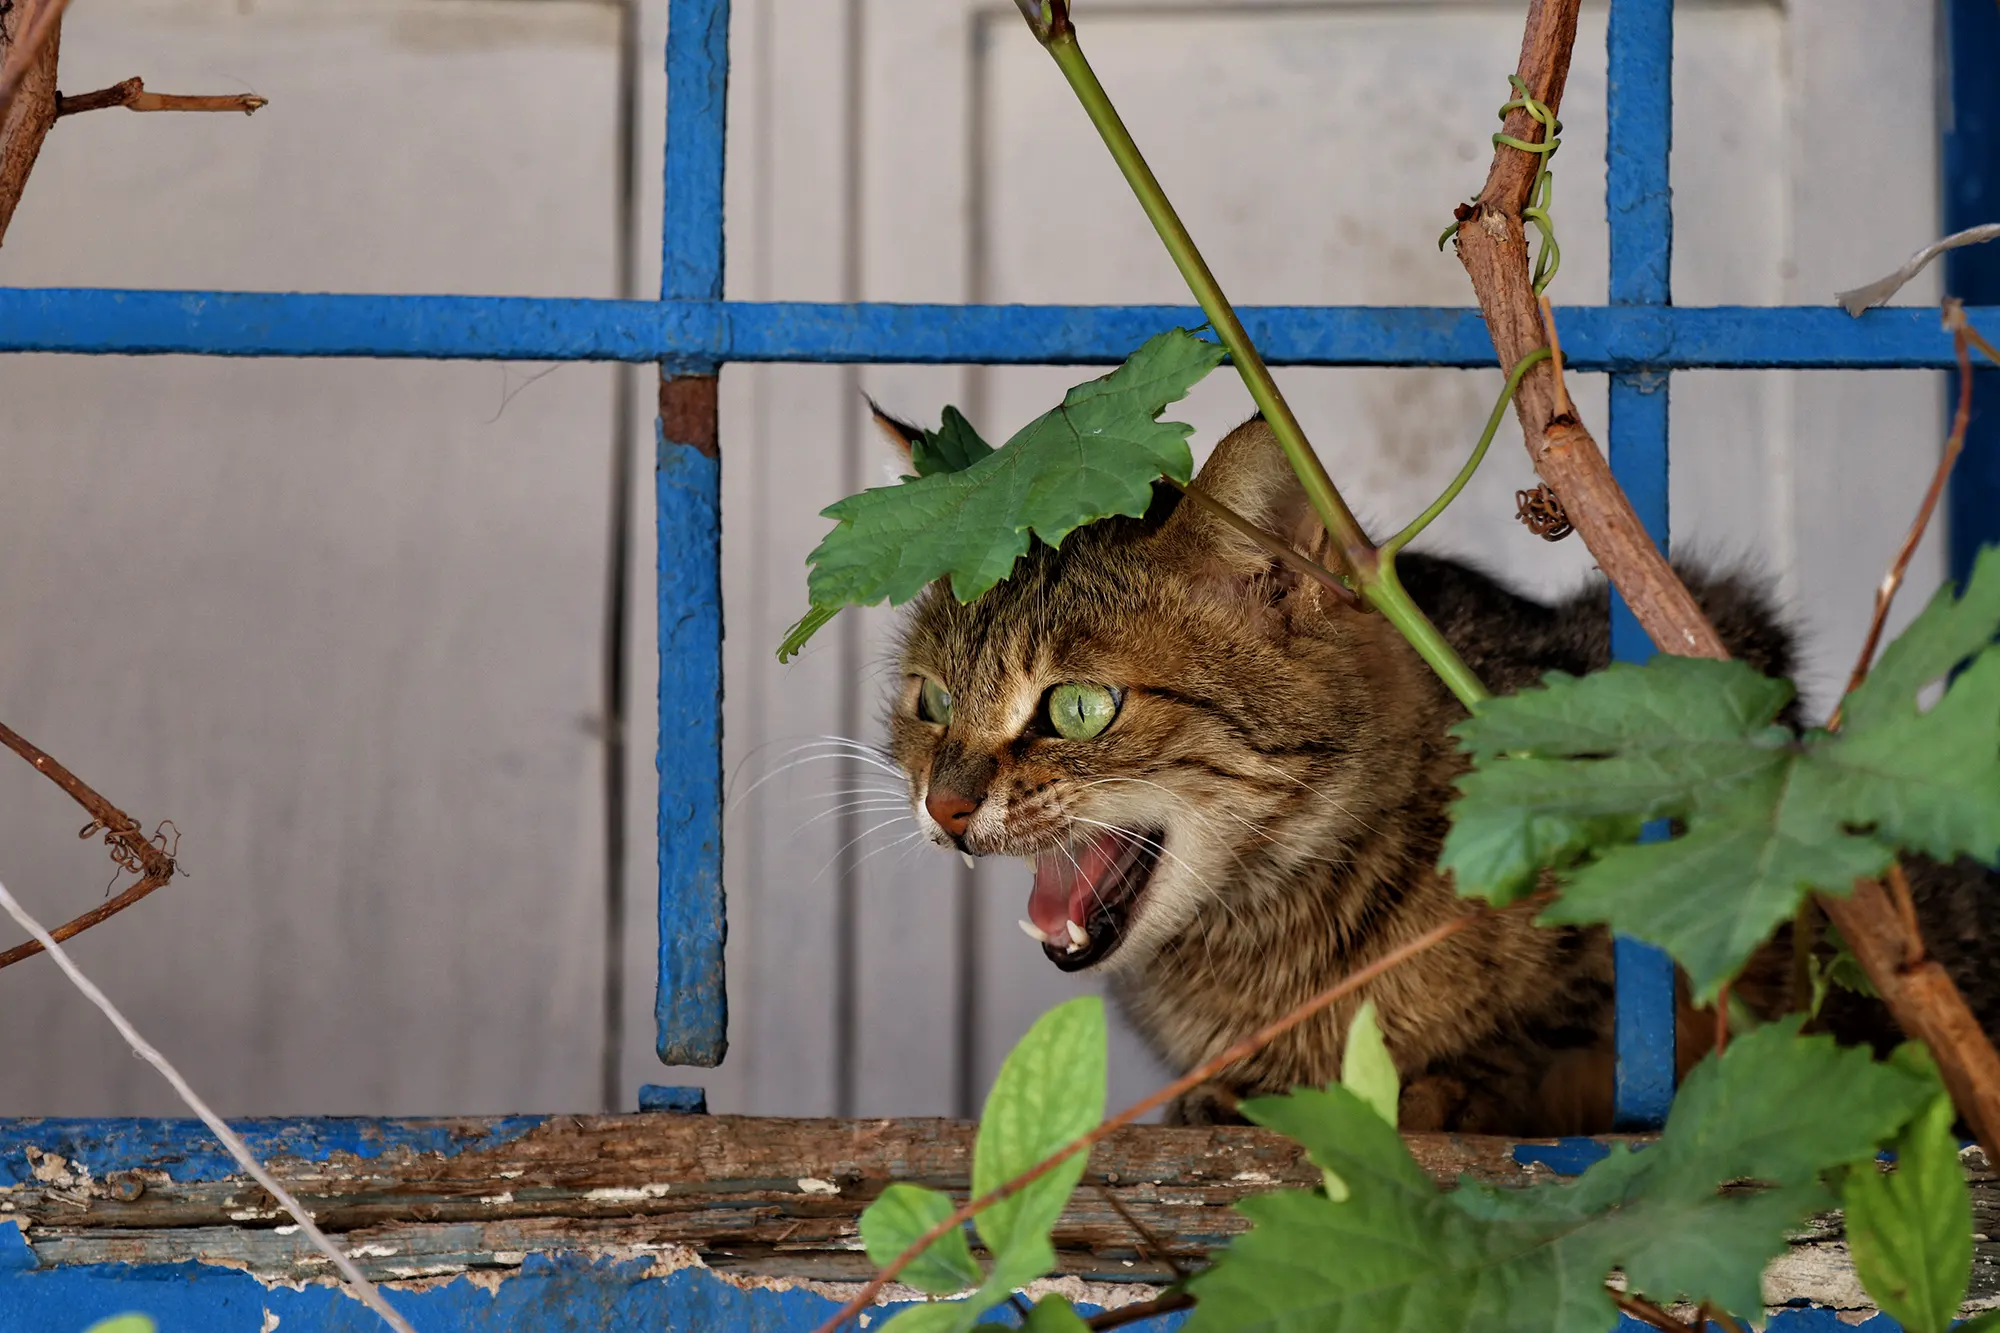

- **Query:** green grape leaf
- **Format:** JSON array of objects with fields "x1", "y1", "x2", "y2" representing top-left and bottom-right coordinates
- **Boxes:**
[
  {"x1": 780, "y1": 329, "x2": 1227, "y2": 659},
  {"x1": 973, "y1": 996, "x2": 1108, "y2": 1269},
  {"x1": 1021, "y1": 1295, "x2": 1094, "y2": 1332},
  {"x1": 860, "y1": 1183, "x2": 983, "y2": 1296},
  {"x1": 1443, "y1": 545, "x2": 2000, "y2": 999},
  {"x1": 1340, "y1": 1000, "x2": 1399, "y2": 1129},
  {"x1": 911, "y1": 406, "x2": 996, "y2": 477},
  {"x1": 1189, "y1": 1020, "x2": 1935, "y2": 1333},
  {"x1": 1844, "y1": 1051, "x2": 1972, "y2": 1333}
]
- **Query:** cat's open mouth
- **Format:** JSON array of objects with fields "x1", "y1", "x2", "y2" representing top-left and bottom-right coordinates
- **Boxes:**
[{"x1": 1022, "y1": 827, "x2": 1165, "y2": 972}]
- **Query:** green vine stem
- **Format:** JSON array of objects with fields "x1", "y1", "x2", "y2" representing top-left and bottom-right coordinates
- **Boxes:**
[
  {"x1": 1381, "y1": 347, "x2": 1551, "y2": 561},
  {"x1": 1025, "y1": 4, "x2": 1496, "y2": 707}
]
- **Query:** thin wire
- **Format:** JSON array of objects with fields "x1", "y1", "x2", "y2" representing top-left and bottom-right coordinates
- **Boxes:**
[{"x1": 0, "y1": 878, "x2": 419, "y2": 1333}]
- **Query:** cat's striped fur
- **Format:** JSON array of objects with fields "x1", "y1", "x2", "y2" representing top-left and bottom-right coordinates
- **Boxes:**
[{"x1": 885, "y1": 415, "x2": 1998, "y2": 1133}]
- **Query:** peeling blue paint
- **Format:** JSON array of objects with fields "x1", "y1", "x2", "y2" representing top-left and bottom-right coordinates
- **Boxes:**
[
  {"x1": 637, "y1": 1085, "x2": 709, "y2": 1114},
  {"x1": 1511, "y1": 1138, "x2": 1616, "y2": 1176},
  {"x1": 0, "y1": 1222, "x2": 35, "y2": 1273},
  {"x1": 0, "y1": 1235, "x2": 1906, "y2": 1333},
  {"x1": 0, "y1": 1250, "x2": 1201, "y2": 1333},
  {"x1": 0, "y1": 1118, "x2": 545, "y2": 1186}
]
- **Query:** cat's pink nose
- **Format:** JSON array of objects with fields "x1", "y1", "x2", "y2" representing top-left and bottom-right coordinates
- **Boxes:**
[{"x1": 925, "y1": 787, "x2": 980, "y2": 838}]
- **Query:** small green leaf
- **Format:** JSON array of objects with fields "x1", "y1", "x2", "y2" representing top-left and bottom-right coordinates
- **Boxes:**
[
  {"x1": 1022, "y1": 1295, "x2": 1094, "y2": 1332},
  {"x1": 911, "y1": 407, "x2": 995, "y2": 477},
  {"x1": 1191, "y1": 1021, "x2": 1935, "y2": 1333},
  {"x1": 1844, "y1": 1055, "x2": 1971, "y2": 1333},
  {"x1": 972, "y1": 996, "x2": 1108, "y2": 1272},
  {"x1": 1340, "y1": 1000, "x2": 1398, "y2": 1129},
  {"x1": 860, "y1": 1183, "x2": 983, "y2": 1295},
  {"x1": 1443, "y1": 548, "x2": 2000, "y2": 998},
  {"x1": 83, "y1": 1319, "x2": 157, "y2": 1333},
  {"x1": 777, "y1": 604, "x2": 839, "y2": 663},
  {"x1": 1955, "y1": 1311, "x2": 2000, "y2": 1333},
  {"x1": 780, "y1": 329, "x2": 1227, "y2": 658}
]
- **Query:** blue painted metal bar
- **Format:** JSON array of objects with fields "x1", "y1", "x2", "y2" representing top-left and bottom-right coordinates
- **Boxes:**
[
  {"x1": 1605, "y1": 0, "x2": 1677, "y2": 1131},
  {"x1": 0, "y1": 289, "x2": 1992, "y2": 369},
  {"x1": 655, "y1": 0, "x2": 731, "y2": 1067},
  {"x1": 662, "y1": 0, "x2": 730, "y2": 316},
  {"x1": 1945, "y1": 0, "x2": 2000, "y2": 585}
]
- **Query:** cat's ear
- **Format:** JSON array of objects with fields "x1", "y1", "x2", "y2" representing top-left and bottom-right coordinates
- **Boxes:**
[
  {"x1": 1163, "y1": 415, "x2": 1337, "y2": 607},
  {"x1": 866, "y1": 395, "x2": 923, "y2": 464}
]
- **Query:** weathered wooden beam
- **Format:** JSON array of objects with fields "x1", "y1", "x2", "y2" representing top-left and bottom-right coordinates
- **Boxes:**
[{"x1": 3, "y1": 1115, "x2": 1995, "y2": 1317}]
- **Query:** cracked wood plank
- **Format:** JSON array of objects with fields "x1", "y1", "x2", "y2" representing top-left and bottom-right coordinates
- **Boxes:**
[{"x1": 2, "y1": 1115, "x2": 1994, "y2": 1314}]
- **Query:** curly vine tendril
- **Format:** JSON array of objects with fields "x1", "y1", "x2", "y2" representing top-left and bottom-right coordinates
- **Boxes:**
[{"x1": 1440, "y1": 75, "x2": 1563, "y2": 296}]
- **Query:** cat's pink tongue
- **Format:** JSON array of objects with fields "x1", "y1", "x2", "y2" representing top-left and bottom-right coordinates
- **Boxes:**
[{"x1": 1028, "y1": 830, "x2": 1126, "y2": 940}]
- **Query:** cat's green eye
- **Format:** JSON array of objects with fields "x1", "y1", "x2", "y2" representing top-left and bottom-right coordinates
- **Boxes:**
[
  {"x1": 1047, "y1": 682, "x2": 1119, "y2": 740},
  {"x1": 917, "y1": 677, "x2": 954, "y2": 726}
]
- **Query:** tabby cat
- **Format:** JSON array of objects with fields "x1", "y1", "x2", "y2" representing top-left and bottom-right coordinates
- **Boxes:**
[{"x1": 883, "y1": 413, "x2": 2000, "y2": 1134}]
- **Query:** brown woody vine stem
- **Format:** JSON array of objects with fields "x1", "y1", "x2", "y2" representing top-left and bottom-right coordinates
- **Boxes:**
[
  {"x1": 1828, "y1": 306, "x2": 1977, "y2": 731},
  {"x1": 0, "y1": 721, "x2": 179, "y2": 971},
  {"x1": 1453, "y1": 0, "x2": 2000, "y2": 1160},
  {"x1": 56, "y1": 77, "x2": 266, "y2": 117},
  {"x1": 808, "y1": 908, "x2": 1489, "y2": 1333},
  {"x1": 0, "y1": 0, "x2": 67, "y2": 243}
]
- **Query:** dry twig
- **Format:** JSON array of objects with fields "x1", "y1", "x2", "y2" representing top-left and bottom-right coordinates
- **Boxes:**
[
  {"x1": 1827, "y1": 305, "x2": 1978, "y2": 730},
  {"x1": 57, "y1": 76, "x2": 265, "y2": 117},
  {"x1": 1613, "y1": 1291, "x2": 1689, "y2": 1333},
  {"x1": 0, "y1": 720, "x2": 179, "y2": 971},
  {"x1": 1, "y1": 1, "x2": 266, "y2": 246},
  {"x1": 1093, "y1": 1181, "x2": 1190, "y2": 1280},
  {"x1": 1835, "y1": 223, "x2": 2000, "y2": 315},
  {"x1": 809, "y1": 909, "x2": 1489, "y2": 1333},
  {"x1": 0, "y1": 878, "x2": 417, "y2": 1333},
  {"x1": 1085, "y1": 1290, "x2": 1196, "y2": 1331}
]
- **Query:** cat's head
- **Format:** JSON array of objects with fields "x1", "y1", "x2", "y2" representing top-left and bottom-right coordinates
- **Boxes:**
[{"x1": 887, "y1": 415, "x2": 1416, "y2": 976}]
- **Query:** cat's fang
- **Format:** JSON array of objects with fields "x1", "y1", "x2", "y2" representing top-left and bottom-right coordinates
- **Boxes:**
[
  {"x1": 1018, "y1": 919, "x2": 1051, "y2": 945},
  {"x1": 960, "y1": 851, "x2": 977, "y2": 870},
  {"x1": 1066, "y1": 919, "x2": 1090, "y2": 950}
]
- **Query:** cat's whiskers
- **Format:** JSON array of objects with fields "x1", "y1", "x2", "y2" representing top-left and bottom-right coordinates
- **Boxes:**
[
  {"x1": 851, "y1": 828, "x2": 929, "y2": 876},
  {"x1": 728, "y1": 738, "x2": 903, "y2": 811},
  {"x1": 1242, "y1": 755, "x2": 1383, "y2": 839},
  {"x1": 794, "y1": 797, "x2": 918, "y2": 835},
  {"x1": 1070, "y1": 776, "x2": 1270, "y2": 875},
  {"x1": 811, "y1": 813, "x2": 922, "y2": 884},
  {"x1": 1066, "y1": 815, "x2": 1232, "y2": 916},
  {"x1": 1066, "y1": 778, "x2": 1300, "y2": 896}
]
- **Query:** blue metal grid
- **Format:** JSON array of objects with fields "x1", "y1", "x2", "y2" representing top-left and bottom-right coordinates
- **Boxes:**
[
  {"x1": 0, "y1": 0, "x2": 1990, "y2": 1128},
  {"x1": 1946, "y1": 0, "x2": 2000, "y2": 588},
  {"x1": 2, "y1": 1, "x2": 1996, "y2": 1328}
]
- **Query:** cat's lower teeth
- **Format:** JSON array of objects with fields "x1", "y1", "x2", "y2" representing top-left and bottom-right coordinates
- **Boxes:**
[{"x1": 1066, "y1": 920, "x2": 1090, "y2": 950}]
